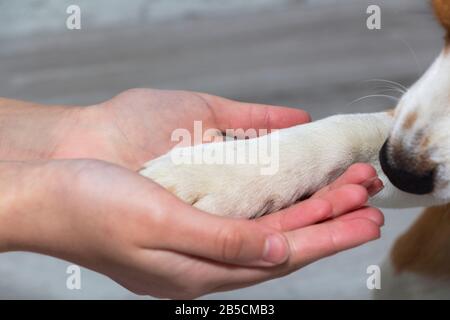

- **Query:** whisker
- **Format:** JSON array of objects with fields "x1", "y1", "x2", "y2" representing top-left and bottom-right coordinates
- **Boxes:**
[
  {"x1": 363, "y1": 79, "x2": 408, "y2": 92},
  {"x1": 376, "y1": 88, "x2": 405, "y2": 96},
  {"x1": 373, "y1": 85, "x2": 406, "y2": 94},
  {"x1": 348, "y1": 94, "x2": 400, "y2": 107}
]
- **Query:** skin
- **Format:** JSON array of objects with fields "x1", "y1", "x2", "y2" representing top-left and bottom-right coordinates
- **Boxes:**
[{"x1": 0, "y1": 89, "x2": 384, "y2": 298}]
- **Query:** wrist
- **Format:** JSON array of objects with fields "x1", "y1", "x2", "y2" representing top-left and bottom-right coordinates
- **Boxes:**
[
  {"x1": 0, "y1": 97, "x2": 85, "y2": 161},
  {"x1": 0, "y1": 161, "x2": 45, "y2": 252},
  {"x1": 0, "y1": 160, "x2": 78, "y2": 257}
]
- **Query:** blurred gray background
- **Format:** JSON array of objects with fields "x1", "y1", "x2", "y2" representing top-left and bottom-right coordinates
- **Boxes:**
[{"x1": 0, "y1": 0, "x2": 445, "y2": 299}]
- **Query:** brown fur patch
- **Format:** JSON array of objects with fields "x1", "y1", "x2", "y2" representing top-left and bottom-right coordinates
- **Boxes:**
[
  {"x1": 402, "y1": 112, "x2": 418, "y2": 130},
  {"x1": 412, "y1": 129, "x2": 433, "y2": 155},
  {"x1": 420, "y1": 135, "x2": 431, "y2": 149},
  {"x1": 391, "y1": 204, "x2": 450, "y2": 278},
  {"x1": 433, "y1": 0, "x2": 450, "y2": 44}
]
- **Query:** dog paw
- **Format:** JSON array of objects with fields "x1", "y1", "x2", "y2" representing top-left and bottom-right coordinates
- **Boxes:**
[{"x1": 139, "y1": 140, "x2": 295, "y2": 218}]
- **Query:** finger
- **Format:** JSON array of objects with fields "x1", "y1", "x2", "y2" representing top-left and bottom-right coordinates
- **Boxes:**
[
  {"x1": 317, "y1": 184, "x2": 369, "y2": 217},
  {"x1": 197, "y1": 217, "x2": 382, "y2": 293},
  {"x1": 312, "y1": 163, "x2": 378, "y2": 197},
  {"x1": 159, "y1": 197, "x2": 289, "y2": 267},
  {"x1": 257, "y1": 199, "x2": 332, "y2": 231},
  {"x1": 283, "y1": 218, "x2": 381, "y2": 269},
  {"x1": 259, "y1": 184, "x2": 369, "y2": 232},
  {"x1": 197, "y1": 93, "x2": 311, "y2": 131},
  {"x1": 334, "y1": 206, "x2": 384, "y2": 226}
]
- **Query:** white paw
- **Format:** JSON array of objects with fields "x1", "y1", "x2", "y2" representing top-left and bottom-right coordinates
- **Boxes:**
[{"x1": 139, "y1": 137, "x2": 304, "y2": 218}]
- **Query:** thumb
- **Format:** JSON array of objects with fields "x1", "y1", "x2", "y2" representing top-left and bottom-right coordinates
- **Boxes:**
[
  {"x1": 161, "y1": 202, "x2": 289, "y2": 267},
  {"x1": 197, "y1": 93, "x2": 311, "y2": 131}
]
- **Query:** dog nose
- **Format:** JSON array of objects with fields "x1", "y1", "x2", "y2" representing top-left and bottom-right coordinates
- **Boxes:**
[{"x1": 379, "y1": 140, "x2": 436, "y2": 195}]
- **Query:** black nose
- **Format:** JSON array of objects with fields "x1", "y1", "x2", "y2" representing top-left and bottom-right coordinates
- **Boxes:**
[{"x1": 379, "y1": 140, "x2": 435, "y2": 195}]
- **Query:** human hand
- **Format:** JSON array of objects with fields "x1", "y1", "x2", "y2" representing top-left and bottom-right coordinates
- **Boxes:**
[
  {"x1": 0, "y1": 159, "x2": 382, "y2": 299},
  {"x1": 51, "y1": 88, "x2": 311, "y2": 169}
]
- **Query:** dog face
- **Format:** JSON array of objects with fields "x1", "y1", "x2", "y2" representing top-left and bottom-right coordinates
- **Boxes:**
[{"x1": 380, "y1": 0, "x2": 450, "y2": 201}]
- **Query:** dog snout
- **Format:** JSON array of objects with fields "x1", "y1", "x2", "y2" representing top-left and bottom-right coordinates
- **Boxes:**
[{"x1": 379, "y1": 140, "x2": 436, "y2": 195}]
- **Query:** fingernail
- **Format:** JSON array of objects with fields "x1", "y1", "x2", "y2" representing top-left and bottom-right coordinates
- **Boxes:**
[
  {"x1": 368, "y1": 212, "x2": 385, "y2": 226},
  {"x1": 369, "y1": 180, "x2": 384, "y2": 197},
  {"x1": 263, "y1": 234, "x2": 288, "y2": 264},
  {"x1": 362, "y1": 176, "x2": 378, "y2": 188}
]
